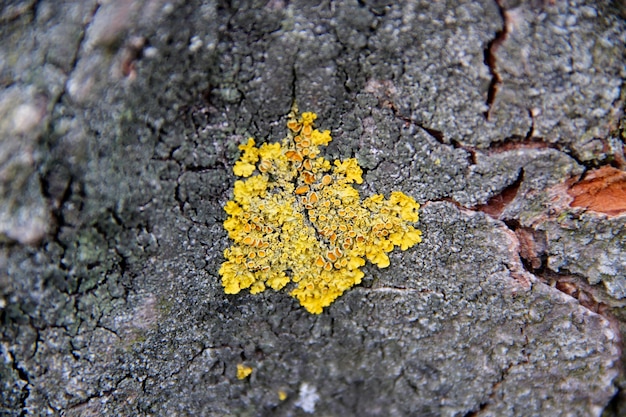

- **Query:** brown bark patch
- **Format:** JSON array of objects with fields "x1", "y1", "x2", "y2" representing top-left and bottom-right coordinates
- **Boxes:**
[
  {"x1": 476, "y1": 173, "x2": 523, "y2": 218},
  {"x1": 567, "y1": 166, "x2": 626, "y2": 216},
  {"x1": 515, "y1": 227, "x2": 546, "y2": 270}
]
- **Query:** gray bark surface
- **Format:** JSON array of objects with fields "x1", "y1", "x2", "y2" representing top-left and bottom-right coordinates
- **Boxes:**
[{"x1": 1, "y1": 0, "x2": 624, "y2": 416}]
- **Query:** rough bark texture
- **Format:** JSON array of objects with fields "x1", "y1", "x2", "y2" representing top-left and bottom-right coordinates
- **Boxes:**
[{"x1": 1, "y1": 0, "x2": 625, "y2": 416}]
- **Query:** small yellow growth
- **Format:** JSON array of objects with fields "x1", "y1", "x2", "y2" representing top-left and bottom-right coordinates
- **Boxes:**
[
  {"x1": 233, "y1": 138, "x2": 259, "y2": 177},
  {"x1": 237, "y1": 364, "x2": 253, "y2": 380},
  {"x1": 220, "y1": 109, "x2": 422, "y2": 314},
  {"x1": 278, "y1": 390, "x2": 288, "y2": 401}
]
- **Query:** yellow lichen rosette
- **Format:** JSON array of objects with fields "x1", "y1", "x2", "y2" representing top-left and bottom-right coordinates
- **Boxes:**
[{"x1": 220, "y1": 110, "x2": 422, "y2": 314}]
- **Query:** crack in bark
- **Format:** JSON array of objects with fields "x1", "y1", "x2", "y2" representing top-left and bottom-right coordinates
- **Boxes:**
[
  {"x1": 290, "y1": 57, "x2": 298, "y2": 109},
  {"x1": 483, "y1": 0, "x2": 507, "y2": 120},
  {"x1": 501, "y1": 218, "x2": 626, "y2": 327},
  {"x1": 476, "y1": 169, "x2": 524, "y2": 218},
  {"x1": 525, "y1": 108, "x2": 535, "y2": 140},
  {"x1": 9, "y1": 350, "x2": 31, "y2": 417},
  {"x1": 427, "y1": 191, "x2": 624, "y2": 326}
]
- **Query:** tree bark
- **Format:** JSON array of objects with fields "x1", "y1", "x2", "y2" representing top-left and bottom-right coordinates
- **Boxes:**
[{"x1": 1, "y1": 1, "x2": 624, "y2": 415}]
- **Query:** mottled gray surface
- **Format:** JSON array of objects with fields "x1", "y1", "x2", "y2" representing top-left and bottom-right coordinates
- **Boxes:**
[
  {"x1": 494, "y1": 0, "x2": 624, "y2": 160},
  {"x1": 1, "y1": 0, "x2": 624, "y2": 416},
  {"x1": 543, "y1": 214, "x2": 626, "y2": 299}
]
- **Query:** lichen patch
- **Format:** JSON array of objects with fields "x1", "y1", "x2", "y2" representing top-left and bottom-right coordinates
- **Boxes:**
[{"x1": 220, "y1": 109, "x2": 422, "y2": 313}]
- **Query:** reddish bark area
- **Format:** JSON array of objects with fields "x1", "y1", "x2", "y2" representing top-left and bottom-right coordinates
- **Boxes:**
[
  {"x1": 568, "y1": 167, "x2": 626, "y2": 216},
  {"x1": 515, "y1": 227, "x2": 546, "y2": 270},
  {"x1": 476, "y1": 174, "x2": 522, "y2": 218}
]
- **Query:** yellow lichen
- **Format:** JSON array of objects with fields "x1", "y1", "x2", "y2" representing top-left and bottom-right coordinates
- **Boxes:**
[
  {"x1": 237, "y1": 364, "x2": 253, "y2": 380},
  {"x1": 232, "y1": 138, "x2": 259, "y2": 177},
  {"x1": 220, "y1": 108, "x2": 422, "y2": 314}
]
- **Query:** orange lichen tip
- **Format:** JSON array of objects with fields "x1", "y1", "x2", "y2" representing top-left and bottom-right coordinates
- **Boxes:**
[
  {"x1": 220, "y1": 110, "x2": 422, "y2": 314},
  {"x1": 287, "y1": 120, "x2": 302, "y2": 132}
]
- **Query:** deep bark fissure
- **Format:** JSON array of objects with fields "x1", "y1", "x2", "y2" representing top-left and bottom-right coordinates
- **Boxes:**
[{"x1": 483, "y1": 0, "x2": 507, "y2": 120}]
